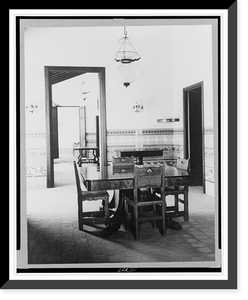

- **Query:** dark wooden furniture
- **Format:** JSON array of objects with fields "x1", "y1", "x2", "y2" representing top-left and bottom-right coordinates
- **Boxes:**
[
  {"x1": 79, "y1": 163, "x2": 198, "y2": 191},
  {"x1": 78, "y1": 163, "x2": 199, "y2": 236},
  {"x1": 154, "y1": 158, "x2": 191, "y2": 221},
  {"x1": 122, "y1": 164, "x2": 166, "y2": 240},
  {"x1": 112, "y1": 156, "x2": 134, "y2": 173},
  {"x1": 73, "y1": 161, "x2": 109, "y2": 231},
  {"x1": 121, "y1": 149, "x2": 163, "y2": 165},
  {"x1": 74, "y1": 146, "x2": 99, "y2": 166}
]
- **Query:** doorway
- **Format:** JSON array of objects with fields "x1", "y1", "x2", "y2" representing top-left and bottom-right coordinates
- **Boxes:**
[
  {"x1": 45, "y1": 66, "x2": 107, "y2": 188},
  {"x1": 57, "y1": 106, "x2": 80, "y2": 158},
  {"x1": 183, "y1": 81, "x2": 205, "y2": 192}
]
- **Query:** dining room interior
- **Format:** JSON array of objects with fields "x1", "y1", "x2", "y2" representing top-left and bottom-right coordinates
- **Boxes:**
[{"x1": 22, "y1": 18, "x2": 219, "y2": 268}]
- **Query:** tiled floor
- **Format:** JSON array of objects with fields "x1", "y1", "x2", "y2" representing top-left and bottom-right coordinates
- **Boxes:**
[{"x1": 27, "y1": 157, "x2": 216, "y2": 265}]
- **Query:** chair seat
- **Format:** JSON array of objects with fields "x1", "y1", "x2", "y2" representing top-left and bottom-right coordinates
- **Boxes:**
[
  {"x1": 123, "y1": 191, "x2": 164, "y2": 206},
  {"x1": 122, "y1": 188, "x2": 150, "y2": 198},
  {"x1": 154, "y1": 186, "x2": 186, "y2": 194},
  {"x1": 165, "y1": 186, "x2": 185, "y2": 191}
]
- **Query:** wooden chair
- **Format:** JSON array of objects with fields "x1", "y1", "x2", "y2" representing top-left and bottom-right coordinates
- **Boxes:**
[
  {"x1": 73, "y1": 161, "x2": 109, "y2": 231},
  {"x1": 122, "y1": 164, "x2": 166, "y2": 240},
  {"x1": 112, "y1": 156, "x2": 134, "y2": 174},
  {"x1": 112, "y1": 156, "x2": 134, "y2": 165},
  {"x1": 156, "y1": 158, "x2": 190, "y2": 222}
]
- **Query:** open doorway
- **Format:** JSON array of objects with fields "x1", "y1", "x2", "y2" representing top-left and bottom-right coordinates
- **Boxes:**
[
  {"x1": 45, "y1": 66, "x2": 107, "y2": 188},
  {"x1": 57, "y1": 107, "x2": 80, "y2": 159},
  {"x1": 53, "y1": 106, "x2": 80, "y2": 187},
  {"x1": 50, "y1": 73, "x2": 101, "y2": 187},
  {"x1": 183, "y1": 81, "x2": 205, "y2": 193}
]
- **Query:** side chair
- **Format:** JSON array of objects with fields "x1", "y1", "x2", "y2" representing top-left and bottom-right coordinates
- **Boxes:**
[
  {"x1": 155, "y1": 158, "x2": 190, "y2": 222},
  {"x1": 73, "y1": 161, "x2": 110, "y2": 231},
  {"x1": 122, "y1": 164, "x2": 166, "y2": 240}
]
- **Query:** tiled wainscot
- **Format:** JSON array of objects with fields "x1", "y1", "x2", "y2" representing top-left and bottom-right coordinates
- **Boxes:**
[{"x1": 25, "y1": 128, "x2": 215, "y2": 195}]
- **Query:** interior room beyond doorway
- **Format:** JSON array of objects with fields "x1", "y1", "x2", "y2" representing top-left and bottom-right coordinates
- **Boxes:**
[{"x1": 52, "y1": 72, "x2": 100, "y2": 187}]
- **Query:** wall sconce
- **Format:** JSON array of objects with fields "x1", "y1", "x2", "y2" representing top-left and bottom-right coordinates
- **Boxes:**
[
  {"x1": 26, "y1": 103, "x2": 38, "y2": 114},
  {"x1": 115, "y1": 26, "x2": 141, "y2": 88},
  {"x1": 80, "y1": 81, "x2": 90, "y2": 101},
  {"x1": 133, "y1": 100, "x2": 144, "y2": 113},
  {"x1": 157, "y1": 118, "x2": 180, "y2": 123}
]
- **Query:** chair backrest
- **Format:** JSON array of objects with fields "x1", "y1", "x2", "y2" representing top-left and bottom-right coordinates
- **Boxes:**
[
  {"x1": 73, "y1": 161, "x2": 87, "y2": 198},
  {"x1": 73, "y1": 161, "x2": 82, "y2": 196},
  {"x1": 112, "y1": 156, "x2": 134, "y2": 166},
  {"x1": 134, "y1": 164, "x2": 165, "y2": 201},
  {"x1": 176, "y1": 158, "x2": 190, "y2": 171}
]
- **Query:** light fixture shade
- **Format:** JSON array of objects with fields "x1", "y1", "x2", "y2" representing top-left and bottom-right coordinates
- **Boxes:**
[
  {"x1": 115, "y1": 63, "x2": 138, "y2": 88},
  {"x1": 115, "y1": 36, "x2": 141, "y2": 63},
  {"x1": 80, "y1": 81, "x2": 90, "y2": 100}
]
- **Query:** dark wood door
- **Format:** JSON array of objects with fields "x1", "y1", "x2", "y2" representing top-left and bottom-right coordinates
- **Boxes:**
[
  {"x1": 52, "y1": 106, "x2": 59, "y2": 159},
  {"x1": 183, "y1": 83, "x2": 205, "y2": 189},
  {"x1": 188, "y1": 88, "x2": 203, "y2": 184}
]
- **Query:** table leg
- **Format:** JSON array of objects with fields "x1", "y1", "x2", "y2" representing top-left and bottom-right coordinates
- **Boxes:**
[
  {"x1": 100, "y1": 191, "x2": 126, "y2": 237},
  {"x1": 155, "y1": 202, "x2": 182, "y2": 231},
  {"x1": 166, "y1": 218, "x2": 182, "y2": 230}
]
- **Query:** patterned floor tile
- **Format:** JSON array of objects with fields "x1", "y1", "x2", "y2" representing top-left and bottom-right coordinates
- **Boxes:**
[{"x1": 27, "y1": 158, "x2": 217, "y2": 266}]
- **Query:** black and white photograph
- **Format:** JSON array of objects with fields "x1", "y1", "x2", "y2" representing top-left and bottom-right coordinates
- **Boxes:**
[{"x1": 6, "y1": 4, "x2": 239, "y2": 290}]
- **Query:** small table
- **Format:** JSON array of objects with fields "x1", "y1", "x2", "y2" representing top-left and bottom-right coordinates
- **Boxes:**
[
  {"x1": 121, "y1": 149, "x2": 163, "y2": 165},
  {"x1": 74, "y1": 147, "x2": 99, "y2": 166}
]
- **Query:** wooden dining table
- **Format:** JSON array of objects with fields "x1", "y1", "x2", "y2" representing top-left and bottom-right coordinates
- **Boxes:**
[{"x1": 78, "y1": 163, "x2": 200, "y2": 236}]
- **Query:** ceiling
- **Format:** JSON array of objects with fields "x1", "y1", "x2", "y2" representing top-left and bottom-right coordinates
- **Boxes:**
[{"x1": 50, "y1": 70, "x2": 86, "y2": 85}]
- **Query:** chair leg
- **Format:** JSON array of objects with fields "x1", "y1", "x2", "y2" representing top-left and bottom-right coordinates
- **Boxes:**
[
  {"x1": 123, "y1": 200, "x2": 130, "y2": 231},
  {"x1": 152, "y1": 204, "x2": 156, "y2": 228},
  {"x1": 175, "y1": 194, "x2": 179, "y2": 213},
  {"x1": 78, "y1": 198, "x2": 83, "y2": 231},
  {"x1": 103, "y1": 198, "x2": 110, "y2": 222},
  {"x1": 184, "y1": 187, "x2": 189, "y2": 221},
  {"x1": 161, "y1": 200, "x2": 166, "y2": 236},
  {"x1": 79, "y1": 217, "x2": 84, "y2": 231},
  {"x1": 134, "y1": 206, "x2": 139, "y2": 240}
]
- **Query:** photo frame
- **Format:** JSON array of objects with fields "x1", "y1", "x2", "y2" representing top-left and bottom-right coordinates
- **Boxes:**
[{"x1": 4, "y1": 1, "x2": 240, "y2": 291}]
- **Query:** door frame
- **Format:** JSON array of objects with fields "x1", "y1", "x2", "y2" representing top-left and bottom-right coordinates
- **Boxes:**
[
  {"x1": 44, "y1": 66, "x2": 107, "y2": 188},
  {"x1": 183, "y1": 81, "x2": 205, "y2": 193}
]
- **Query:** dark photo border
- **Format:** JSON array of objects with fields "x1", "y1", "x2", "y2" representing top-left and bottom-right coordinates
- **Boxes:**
[{"x1": 5, "y1": 2, "x2": 237, "y2": 289}]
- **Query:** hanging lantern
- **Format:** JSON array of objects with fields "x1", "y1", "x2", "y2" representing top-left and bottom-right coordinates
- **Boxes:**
[
  {"x1": 115, "y1": 26, "x2": 141, "y2": 87},
  {"x1": 115, "y1": 26, "x2": 141, "y2": 63},
  {"x1": 115, "y1": 62, "x2": 138, "y2": 88}
]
